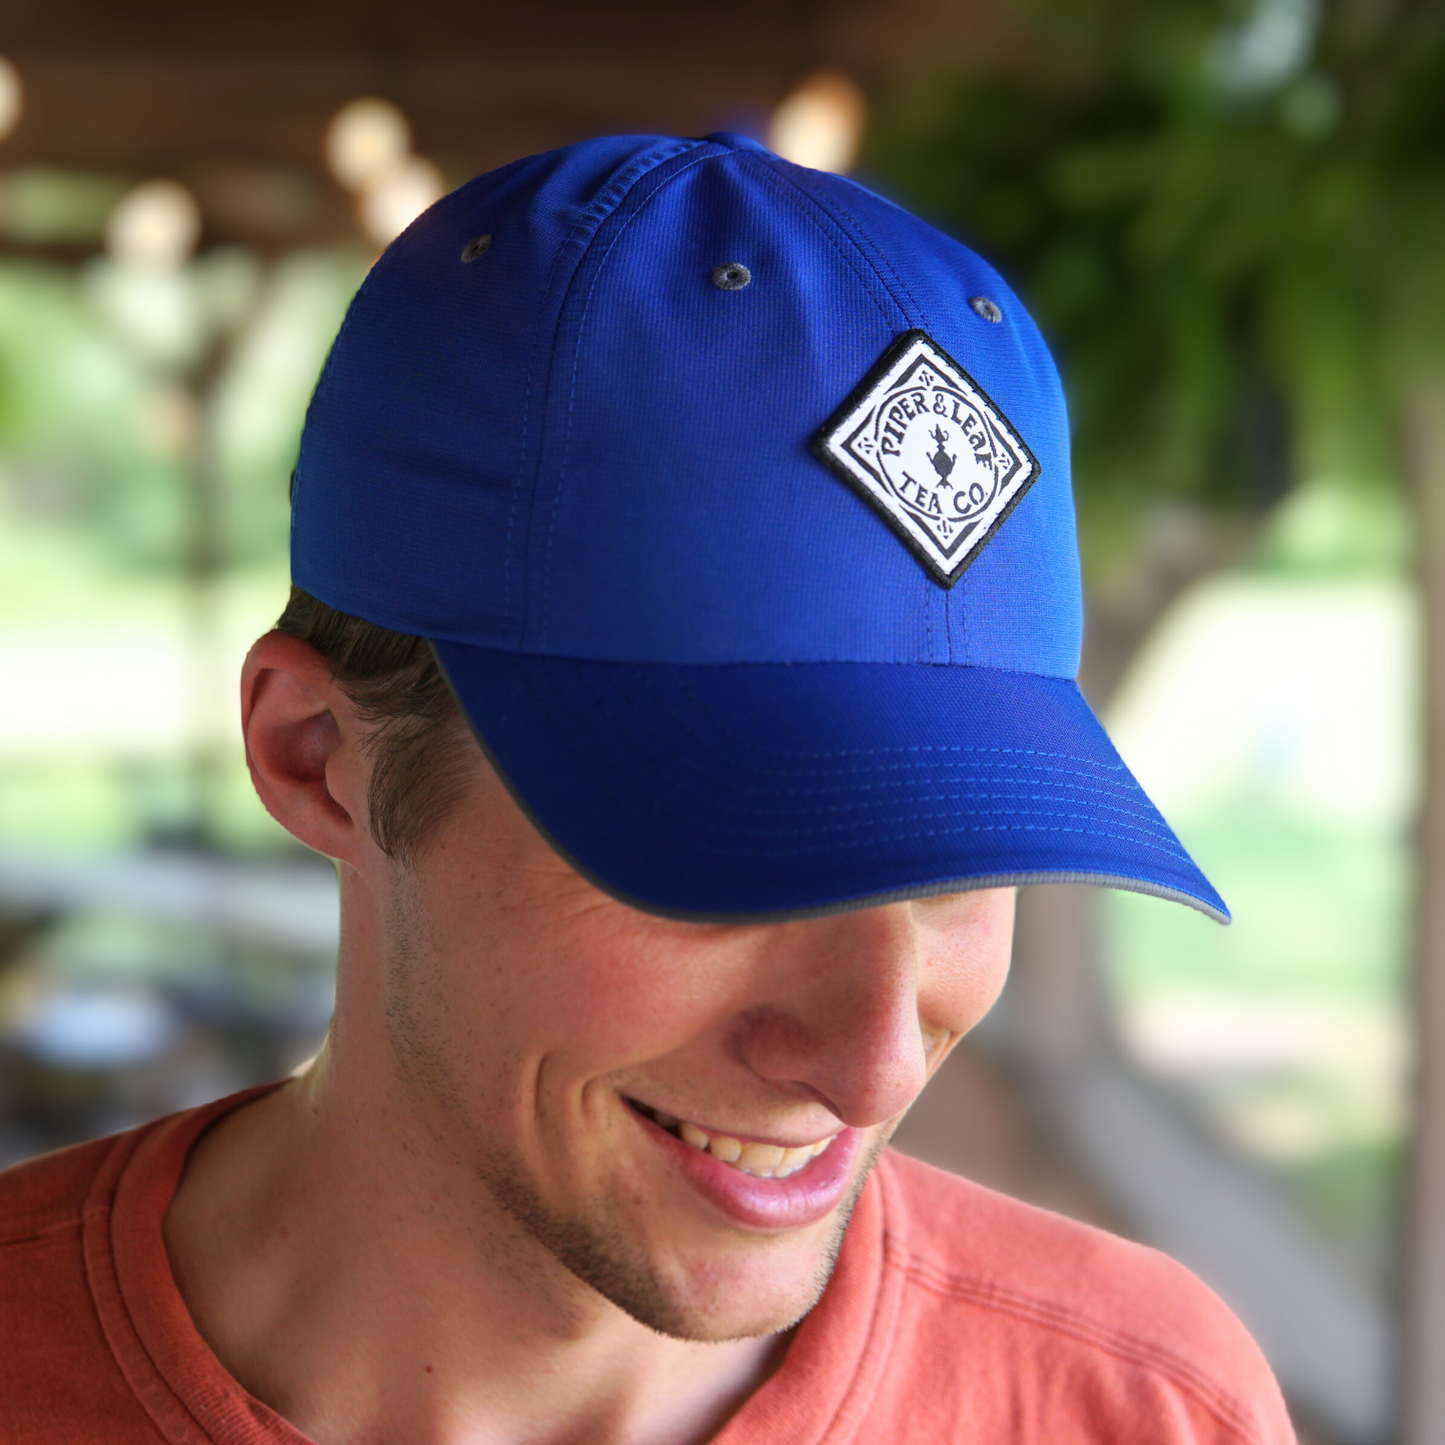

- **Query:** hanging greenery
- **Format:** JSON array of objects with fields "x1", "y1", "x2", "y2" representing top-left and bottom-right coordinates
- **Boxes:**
[{"x1": 866, "y1": 0, "x2": 1445, "y2": 572}]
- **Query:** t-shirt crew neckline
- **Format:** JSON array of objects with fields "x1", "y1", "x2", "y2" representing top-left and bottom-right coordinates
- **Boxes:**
[{"x1": 80, "y1": 1088, "x2": 903, "y2": 1445}]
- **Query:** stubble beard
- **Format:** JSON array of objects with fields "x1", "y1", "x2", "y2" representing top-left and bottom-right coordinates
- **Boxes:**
[
  {"x1": 479, "y1": 1126, "x2": 890, "y2": 1343},
  {"x1": 380, "y1": 866, "x2": 888, "y2": 1344}
]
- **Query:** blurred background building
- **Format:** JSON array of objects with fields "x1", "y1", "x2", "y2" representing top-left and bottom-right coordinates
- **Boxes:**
[{"x1": 0, "y1": 2, "x2": 1441, "y2": 1442}]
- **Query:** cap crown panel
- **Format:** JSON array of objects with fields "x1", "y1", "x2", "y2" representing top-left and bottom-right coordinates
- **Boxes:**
[
  {"x1": 292, "y1": 136, "x2": 701, "y2": 644},
  {"x1": 293, "y1": 133, "x2": 1081, "y2": 681},
  {"x1": 527, "y1": 150, "x2": 949, "y2": 664}
]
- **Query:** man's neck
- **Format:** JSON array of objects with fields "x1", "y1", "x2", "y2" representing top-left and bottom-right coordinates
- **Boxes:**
[{"x1": 163, "y1": 1062, "x2": 785, "y2": 1445}]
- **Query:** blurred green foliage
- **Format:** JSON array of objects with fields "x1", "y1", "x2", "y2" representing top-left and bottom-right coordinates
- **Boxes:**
[
  {"x1": 0, "y1": 250, "x2": 365, "y2": 578},
  {"x1": 0, "y1": 248, "x2": 367, "y2": 852},
  {"x1": 0, "y1": 170, "x2": 129, "y2": 246},
  {"x1": 868, "y1": 0, "x2": 1445, "y2": 568},
  {"x1": 0, "y1": 262, "x2": 179, "y2": 566}
]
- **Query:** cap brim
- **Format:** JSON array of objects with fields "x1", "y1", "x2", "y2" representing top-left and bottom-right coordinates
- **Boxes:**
[{"x1": 432, "y1": 645, "x2": 1229, "y2": 925}]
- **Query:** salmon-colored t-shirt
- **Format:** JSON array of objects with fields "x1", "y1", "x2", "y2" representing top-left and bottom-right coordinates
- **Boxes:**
[{"x1": 1, "y1": 1089, "x2": 1294, "y2": 1443}]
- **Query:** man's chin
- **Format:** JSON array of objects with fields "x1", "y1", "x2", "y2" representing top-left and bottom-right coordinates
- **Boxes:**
[
  {"x1": 491, "y1": 1165, "x2": 857, "y2": 1341},
  {"x1": 576, "y1": 1155, "x2": 876, "y2": 1342},
  {"x1": 482, "y1": 1123, "x2": 887, "y2": 1341},
  {"x1": 596, "y1": 1220, "x2": 850, "y2": 1343}
]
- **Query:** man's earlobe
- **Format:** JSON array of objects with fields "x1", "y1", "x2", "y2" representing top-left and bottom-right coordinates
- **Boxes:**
[{"x1": 241, "y1": 631, "x2": 363, "y2": 861}]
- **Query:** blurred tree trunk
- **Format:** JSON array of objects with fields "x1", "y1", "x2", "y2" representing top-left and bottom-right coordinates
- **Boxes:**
[
  {"x1": 1007, "y1": 507, "x2": 1253, "y2": 1120},
  {"x1": 1404, "y1": 376, "x2": 1445, "y2": 1445}
]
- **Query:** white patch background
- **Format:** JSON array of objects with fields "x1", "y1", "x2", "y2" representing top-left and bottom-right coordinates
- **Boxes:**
[{"x1": 815, "y1": 332, "x2": 1038, "y2": 584}]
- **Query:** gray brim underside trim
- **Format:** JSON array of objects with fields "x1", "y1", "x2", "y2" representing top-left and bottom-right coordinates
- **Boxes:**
[
  {"x1": 431, "y1": 645, "x2": 1231, "y2": 930},
  {"x1": 582, "y1": 871, "x2": 1231, "y2": 929}
]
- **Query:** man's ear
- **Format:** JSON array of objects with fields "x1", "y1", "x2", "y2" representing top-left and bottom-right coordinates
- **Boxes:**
[{"x1": 241, "y1": 630, "x2": 366, "y2": 862}]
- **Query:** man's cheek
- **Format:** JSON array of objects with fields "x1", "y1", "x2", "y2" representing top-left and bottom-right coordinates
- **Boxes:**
[{"x1": 537, "y1": 971, "x2": 726, "y2": 1062}]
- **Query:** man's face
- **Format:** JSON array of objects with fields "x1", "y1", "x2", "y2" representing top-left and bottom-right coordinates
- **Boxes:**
[{"x1": 368, "y1": 754, "x2": 1014, "y2": 1343}]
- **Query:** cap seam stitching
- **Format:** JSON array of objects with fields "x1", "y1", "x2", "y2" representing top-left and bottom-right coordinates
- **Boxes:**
[
  {"x1": 662, "y1": 668, "x2": 1119, "y2": 766},
  {"x1": 535, "y1": 145, "x2": 924, "y2": 657},
  {"x1": 446, "y1": 654, "x2": 1223, "y2": 920},
  {"x1": 538, "y1": 147, "x2": 726, "y2": 647},
  {"x1": 571, "y1": 666, "x2": 1169, "y2": 818},
  {"x1": 744, "y1": 156, "x2": 904, "y2": 333},
  {"x1": 509, "y1": 137, "x2": 703, "y2": 646},
  {"x1": 764, "y1": 163, "x2": 961, "y2": 655},
  {"x1": 555, "y1": 665, "x2": 1189, "y2": 858},
  {"x1": 674, "y1": 783, "x2": 1177, "y2": 826},
  {"x1": 441, "y1": 648, "x2": 1223, "y2": 919},
  {"x1": 763, "y1": 161, "x2": 929, "y2": 323},
  {"x1": 537, "y1": 654, "x2": 1117, "y2": 769}
]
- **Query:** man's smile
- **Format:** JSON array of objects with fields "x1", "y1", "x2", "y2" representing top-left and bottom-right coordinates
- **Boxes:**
[
  {"x1": 626, "y1": 1100, "x2": 837, "y2": 1180},
  {"x1": 618, "y1": 1096, "x2": 864, "y2": 1234}
]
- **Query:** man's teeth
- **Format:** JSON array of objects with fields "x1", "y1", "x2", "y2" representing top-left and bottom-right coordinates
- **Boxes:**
[{"x1": 660, "y1": 1115, "x2": 833, "y2": 1178}]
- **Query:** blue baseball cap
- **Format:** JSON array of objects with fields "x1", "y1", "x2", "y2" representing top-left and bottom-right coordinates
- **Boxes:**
[{"x1": 292, "y1": 131, "x2": 1228, "y2": 924}]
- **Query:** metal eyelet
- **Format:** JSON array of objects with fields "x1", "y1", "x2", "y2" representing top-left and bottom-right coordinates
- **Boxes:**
[
  {"x1": 711, "y1": 262, "x2": 752, "y2": 291},
  {"x1": 461, "y1": 234, "x2": 494, "y2": 263}
]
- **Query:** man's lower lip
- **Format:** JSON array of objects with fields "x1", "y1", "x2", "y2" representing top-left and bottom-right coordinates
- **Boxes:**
[{"x1": 634, "y1": 1111, "x2": 862, "y2": 1231}]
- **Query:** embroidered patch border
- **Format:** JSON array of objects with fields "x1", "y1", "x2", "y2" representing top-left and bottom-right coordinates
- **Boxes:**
[{"x1": 811, "y1": 329, "x2": 1041, "y2": 588}]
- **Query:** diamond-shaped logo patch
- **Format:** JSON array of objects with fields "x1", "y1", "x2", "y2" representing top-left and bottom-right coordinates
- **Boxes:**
[{"x1": 812, "y1": 330, "x2": 1040, "y2": 587}]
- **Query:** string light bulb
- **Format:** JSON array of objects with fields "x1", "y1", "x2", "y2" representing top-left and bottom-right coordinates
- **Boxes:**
[
  {"x1": 359, "y1": 156, "x2": 446, "y2": 247},
  {"x1": 105, "y1": 180, "x2": 202, "y2": 271},
  {"x1": 768, "y1": 71, "x2": 866, "y2": 174},
  {"x1": 0, "y1": 55, "x2": 21, "y2": 142},
  {"x1": 326, "y1": 98, "x2": 411, "y2": 193}
]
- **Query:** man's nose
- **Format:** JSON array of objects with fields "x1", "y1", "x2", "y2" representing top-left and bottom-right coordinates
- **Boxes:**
[{"x1": 737, "y1": 903, "x2": 932, "y2": 1129}]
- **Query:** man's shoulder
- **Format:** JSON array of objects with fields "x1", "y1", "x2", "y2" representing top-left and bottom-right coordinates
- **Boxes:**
[
  {"x1": 0, "y1": 1098, "x2": 267, "y2": 1444},
  {"x1": 879, "y1": 1147, "x2": 1240, "y2": 1339},
  {"x1": 0, "y1": 1131, "x2": 162, "y2": 1442},
  {"x1": 875, "y1": 1150, "x2": 1293, "y2": 1443},
  {"x1": 0, "y1": 1131, "x2": 121, "y2": 1243}
]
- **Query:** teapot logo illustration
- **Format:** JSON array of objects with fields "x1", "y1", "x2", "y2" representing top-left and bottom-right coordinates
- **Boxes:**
[{"x1": 928, "y1": 424, "x2": 956, "y2": 487}]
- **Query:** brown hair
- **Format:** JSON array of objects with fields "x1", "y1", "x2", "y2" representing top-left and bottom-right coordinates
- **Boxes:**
[{"x1": 275, "y1": 585, "x2": 476, "y2": 863}]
